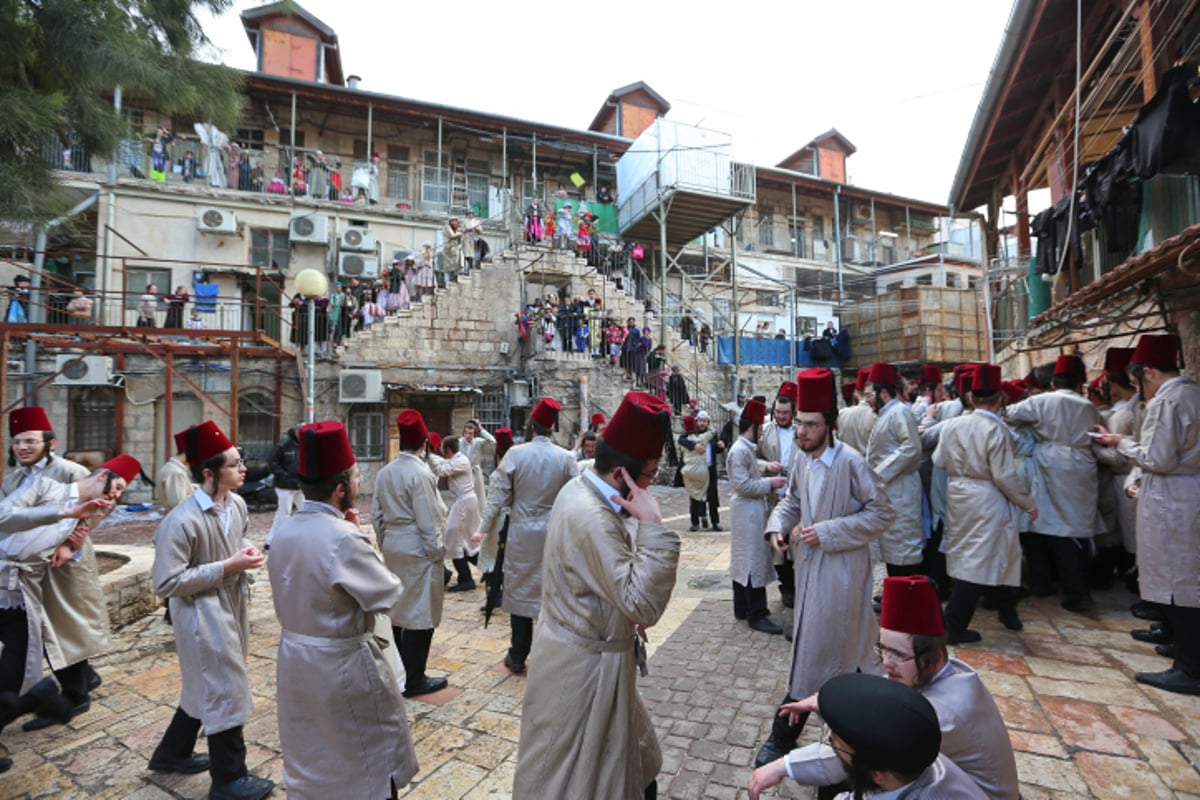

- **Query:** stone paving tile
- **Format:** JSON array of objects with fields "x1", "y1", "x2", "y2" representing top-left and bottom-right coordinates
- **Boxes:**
[
  {"x1": 1075, "y1": 751, "x2": 1175, "y2": 799},
  {"x1": 1039, "y1": 696, "x2": 1138, "y2": 757}
]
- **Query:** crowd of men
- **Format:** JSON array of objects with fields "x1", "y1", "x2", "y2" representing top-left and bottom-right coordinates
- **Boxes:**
[{"x1": 0, "y1": 329, "x2": 1194, "y2": 799}]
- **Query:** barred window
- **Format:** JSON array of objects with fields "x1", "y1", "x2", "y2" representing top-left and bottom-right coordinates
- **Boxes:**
[
  {"x1": 237, "y1": 394, "x2": 275, "y2": 466},
  {"x1": 70, "y1": 388, "x2": 116, "y2": 452},
  {"x1": 349, "y1": 407, "x2": 386, "y2": 461}
]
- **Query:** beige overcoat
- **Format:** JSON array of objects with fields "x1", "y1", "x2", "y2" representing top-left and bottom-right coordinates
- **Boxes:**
[
  {"x1": 1094, "y1": 397, "x2": 1141, "y2": 552},
  {"x1": 680, "y1": 429, "x2": 714, "y2": 501},
  {"x1": 933, "y1": 411, "x2": 1035, "y2": 587},
  {"x1": 1115, "y1": 376, "x2": 1200, "y2": 607},
  {"x1": 268, "y1": 501, "x2": 418, "y2": 800},
  {"x1": 155, "y1": 457, "x2": 194, "y2": 511},
  {"x1": 1004, "y1": 389, "x2": 1101, "y2": 538},
  {"x1": 151, "y1": 491, "x2": 254, "y2": 734},
  {"x1": 866, "y1": 398, "x2": 924, "y2": 565},
  {"x1": 513, "y1": 475, "x2": 680, "y2": 800},
  {"x1": 727, "y1": 436, "x2": 776, "y2": 587},
  {"x1": 835, "y1": 402, "x2": 875, "y2": 456},
  {"x1": 477, "y1": 436, "x2": 577, "y2": 618},
  {"x1": 766, "y1": 440, "x2": 893, "y2": 699},
  {"x1": 371, "y1": 452, "x2": 447, "y2": 629},
  {"x1": 428, "y1": 451, "x2": 481, "y2": 559}
]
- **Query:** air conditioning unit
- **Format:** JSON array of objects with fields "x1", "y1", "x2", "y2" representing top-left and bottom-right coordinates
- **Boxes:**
[
  {"x1": 197, "y1": 207, "x2": 238, "y2": 234},
  {"x1": 339, "y1": 369, "x2": 384, "y2": 403},
  {"x1": 290, "y1": 213, "x2": 329, "y2": 245},
  {"x1": 855, "y1": 205, "x2": 872, "y2": 220},
  {"x1": 338, "y1": 252, "x2": 380, "y2": 279},
  {"x1": 54, "y1": 355, "x2": 113, "y2": 386},
  {"x1": 339, "y1": 227, "x2": 375, "y2": 252}
]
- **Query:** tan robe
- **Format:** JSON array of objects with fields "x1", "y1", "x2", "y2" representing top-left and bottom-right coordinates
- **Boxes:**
[
  {"x1": 835, "y1": 402, "x2": 875, "y2": 456},
  {"x1": 155, "y1": 457, "x2": 194, "y2": 511},
  {"x1": 867, "y1": 398, "x2": 924, "y2": 565},
  {"x1": 268, "y1": 501, "x2": 418, "y2": 800},
  {"x1": 1095, "y1": 397, "x2": 1141, "y2": 553},
  {"x1": 477, "y1": 436, "x2": 578, "y2": 618},
  {"x1": 442, "y1": 221, "x2": 464, "y2": 275},
  {"x1": 152, "y1": 491, "x2": 254, "y2": 734},
  {"x1": 428, "y1": 452, "x2": 481, "y2": 559},
  {"x1": 680, "y1": 429, "x2": 715, "y2": 501},
  {"x1": 727, "y1": 436, "x2": 775, "y2": 587},
  {"x1": 933, "y1": 411, "x2": 1035, "y2": 587},
  {"x1": 1116, "y1": 376, "x2": 1200, "y2": 607},
  {"x1": 371, "y1": 452, "x2": 447, "y2": 629},
  {"x1": 766, "y1": 440, "x2": 893, "y2": 699},
  {"x1": 513, "y1": 475, "x2": 680, "y2": 800},
  {"x1": 1004, "y1": 389, "x2": 1102, "y2": 538}
]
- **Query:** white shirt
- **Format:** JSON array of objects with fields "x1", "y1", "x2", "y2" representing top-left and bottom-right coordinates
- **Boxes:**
[
  {"x1": 194, "y1": 488, "x2": 233, "y2": 536},
  {"x1": 17, "y1": 456, "x2": 50, "y2": 493},
  {"x1": 582, "y1": 467, "x2": 623, "y2": 515}
]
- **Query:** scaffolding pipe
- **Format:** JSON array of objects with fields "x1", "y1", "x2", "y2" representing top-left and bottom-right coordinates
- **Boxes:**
[
  {"x1": 289, "y1": 92, "x2": 296, "y2": 194},
  {"x1": 833, "y1": 184, "x2": 844, "y2": 303}
]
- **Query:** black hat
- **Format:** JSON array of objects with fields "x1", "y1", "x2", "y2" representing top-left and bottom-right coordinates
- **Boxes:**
[{"x1": 818, "y1": 673, "x2": 941, "y2": 775}]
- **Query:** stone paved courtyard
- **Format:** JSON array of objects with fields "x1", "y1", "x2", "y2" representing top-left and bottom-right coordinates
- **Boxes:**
[{"x1": 3, "y1": 482, "x2": 1200, "y2": 799}]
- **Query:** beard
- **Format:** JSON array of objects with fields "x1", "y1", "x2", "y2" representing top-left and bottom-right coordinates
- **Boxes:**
[{"x1": 799, "y1": 431, "x2": 830, "y2": 453}]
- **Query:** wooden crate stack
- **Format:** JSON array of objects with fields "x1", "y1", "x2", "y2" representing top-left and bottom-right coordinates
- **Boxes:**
[{"x1": 843, "y1": 287, "x2": 986, "y2": 367}]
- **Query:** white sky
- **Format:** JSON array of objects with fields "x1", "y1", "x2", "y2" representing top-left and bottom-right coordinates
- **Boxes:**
[{"x1": 197, "y1": 0, "x2": 1016, "y2": 208}]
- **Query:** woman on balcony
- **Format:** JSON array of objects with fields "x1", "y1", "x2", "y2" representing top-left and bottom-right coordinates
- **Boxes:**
[
  {"x1": 137, "y1": 284, "x2": 158, "y2": 328},
  {"x1": 161, "y1": 287, "x2": 188, "y2": 329}
]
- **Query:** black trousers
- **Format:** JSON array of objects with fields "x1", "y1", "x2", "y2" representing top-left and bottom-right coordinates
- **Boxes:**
[
  {"x1": 731, "y1": 582, "x2": 768, "y2": 622},
  {"x1": 923, "y1": 522, "x2": 950, "y2": 598},
  {"x1": 1024, "y1": 533, "x2": 1090, "y2": 603},
  {"x1": 886, "y1": 562, "x2": 925, "y2": 578},
  {"x1": 509, "y1": 614, "x2": 534, "y2": 665},
  {"x1": 394, "y1": 627, "x2": 435, "y2": 684},
  {"x1": 705, "y1": 466, "x2": 721, "y2": 525},
  {"x1": 944, "y1": 581, "x2": 1016, "y2": 633},
  {"x1": 769, "y1": 694, "x2": 809, "y2": 749},
  {"x1": 776, "y1": 555, "x2": 795, "y2": 601},
  {"x1": 689, "y1": 498, "x2": 708, "y2": 526},
  {"x1": 1169, "y1": 604, "x2": 1200, "y2": 678},
  {"x1": 53, "y1": 660, "x2": 90, "y2": 705},
  {"x1": 153, "y1": 707, "x2": 247, "y2": 785},
  {"x1": 0, "y1": 608, "x2": 28, "y2": 695}
]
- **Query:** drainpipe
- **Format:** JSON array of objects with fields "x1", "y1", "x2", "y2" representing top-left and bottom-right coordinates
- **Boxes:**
[
  {"x1": 289, "y1": 92, "x2": 297, "y2": 193},
  {"x1": 366, "y1": 103, "x2": 373, "y2": 163},
  {"x1": 109, "y1": 86, "x2": 122, "y2": 185},
  {"x1": 833, "y1": 184, "x2": 844, "y2": 304},
  {"x1": 437, "y1": 116, "x2": 443, "y2": 212}
]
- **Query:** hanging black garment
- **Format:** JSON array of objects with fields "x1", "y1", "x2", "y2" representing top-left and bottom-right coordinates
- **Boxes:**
[{"x1": 1128, "y1": 66, "x2": 1200, "y2": 179}]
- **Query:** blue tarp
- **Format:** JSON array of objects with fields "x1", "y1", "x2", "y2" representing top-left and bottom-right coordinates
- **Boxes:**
[{"x1": 716, "y1": 337, "x2": 842, "y2": 368}]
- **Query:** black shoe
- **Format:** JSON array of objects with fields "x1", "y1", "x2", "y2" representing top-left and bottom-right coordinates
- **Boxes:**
[
  {"x1": 149, "y1": 752, "x2": 211, "y2": 774},
  {"x1": 872, "y1": 599, "x2": 882, "y2": 615},
  {"x1": 443, "y1": 567, "x2": 453, "y2": 587},
  {"x1": 946, "y1": 629, "x2": 982, "y2": 645},
  {"x1": 0, "y1": 758, "x2": 10, "y2": 774},
  {"x1": 701, "y1": 519, "x2": 710, "y2": 530},
  {"x1": 1061, "y1": 597, "x2": 1094, "y2": 614},
  {"x1": 784, "y1": 626, "x2": 794, "y2": 642},
  {"x1": 1155, "y1": 644, "x2": 1177, "y2": 658},
  {"x1": 1131, "y1": 601, "x2": 1167, "y2": 622},
  {"x1": 208, "y1": 774, "x2": 276, "y2": 800},
  {"x1": 503, "y1": 654, "x2": 526, "y2": 674},
  {"x1": 86, "y1": 666, "x2": 101, "y2": 692},
  {"x1": 711, "y1": 524, "x2": 723, "y2": 532},
  {"x1": 998, "y1": 609, "x2": 1023, "y2": 631},
  {"x1": 402, "y1": 676, "x2": 449, "y2": 698},
  {"x1": 1132, "y1": 627, "x2": 1172, "y2": 645},
  {"x1": 22, "y1": 698, "x2": 84, "y2": 732},
  {"x1": 447, "y1": 580, "x2": 477, "y2": 593},
  {"x1": 754, "y1": 738, "x2": 792, "y2": 768},
  {"x1": 781, "y1": 593, "x2": 795, "y2": 609},
  {"x1": 748, "y1": 617, "x2": 783, "y2": 635},
  {"x1": 1135, "y1": 668, "x2": 1200, "y2": 696},
  {"x1": 688, "y1": 524, "x2": 699, "y2": 532}
]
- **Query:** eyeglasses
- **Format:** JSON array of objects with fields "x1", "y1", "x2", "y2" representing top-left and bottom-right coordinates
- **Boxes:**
[
  {"x1": 11, "y1": 437, "x2": 43, "y2": 447},
  {"x1": 873, "y1": 642, "x2": 916, "y2": 664},
  {"x1": 637, "y1": 468, "x2": 658, "y2": 482},
  {"x1": 223, "y1": 458, "x2": 246, "y2": 469},
  {"x1": 795, "y1": 421, "x2": 826, "y2": 431}
]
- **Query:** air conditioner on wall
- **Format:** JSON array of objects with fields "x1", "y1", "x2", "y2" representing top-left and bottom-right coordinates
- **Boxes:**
[
  {"x1": 855, "y1": 205, "x2": 872, "y2": 220},
  {"x1": 289, "y1": 213, "x2": 329, "y2": 245},
  {"x1": 54, "y1": 355, "x2": 114, "y2": 386},
  {"x1": 339, "y1": 369, "x2": 384, "y2": 403},
  {"x1": 338, "y1": 252, "x2": 380, "y2": 279},
  {"x1": 339, "y1": 227, "x2": 375, "y2": 252},
  {"x1": 197, "y1": 207, "x2": 238, "y2": 234}
]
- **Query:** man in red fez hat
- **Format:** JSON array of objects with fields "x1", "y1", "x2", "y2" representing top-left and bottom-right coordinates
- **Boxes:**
[
  {"x1": 912, "y1": 365, "x2": 947, "y2": 420},
  {"x1": 0, "y1": 451, "x2": 139, "y2": 733},
  {"x1": 837, "y1": 370, "x2": 877, "y2": 457},
  {"x1": 589, "y1": 412, "x2": 606, "y2": 432},
  {"x1": 758, "y1": 384, "x2": 800, "y2": 607},
  {"x1": 1097, "y1": 348, "x2": 1142, "y2": 599},
  {"x1": 372, "y1": 410, "x2": 451, "y2": 699},
  {"x1": 3, "y1": 406, "x2": 89, "y2": 496},
  {"x1": 156, "y1": 429, "x2": 194, "y2": 512},
  {"x1": 460, "y1": 418, "x2": 495, "y2": 482},
  {"x1": 427, "y1": 434, "x2": 483, "y2": 593},
  {"x1": 755, "y1": 368, "x2": 896, "y2": 769},
  {"x1": 269, "y1": 421, "x2": 419, "y2": 797},
  {"x1": 474, "y1": 397, "x2": 577, "y2": 675},
  {"x1": 1094, "y1": 333, "x2": 1200, "y2": 695},
  {"x1": 933, "y1": 365, "x2": 1038, "y2": 644},
  {"x1": 729, "y1": 398, "x2": 787, "y2": 633},
  {"x1": 150, "y1": 422, "x2": 275, "y2": 799},
  {"x1": 514, "y1": 391, "x2": 680, "y2": 800},
  {"x1": 1004, "y1": 350, "x2": 1102, "y2": 614},
  {"x1": 759, "y1": 575, "x2": 1017, "y2": 799},
  {"x1": 865, "y1": 363, "x2": 925, "y2": 576}
]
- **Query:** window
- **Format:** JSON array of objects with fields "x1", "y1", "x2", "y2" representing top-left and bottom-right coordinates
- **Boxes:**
[
  {"x1": 886, "y1": 281, "x2": 902, "y2": 292},
  {"x1": 968, "y1": 276, "x2": 980, "y2": 290},
  {"x1": 280, "y1": 129, "x2": 306, "y2": 149},
  {"x1": 349, "y1": 407, "x2": 386, "y2": 461},
  {"x1": 712, "y1": 298, "x2": 732, "y2": 332},
  {"x1": 125, "y1": 108, "x2": 145, "y2": 128},
  {"x1": 476, "y1": 390, "x2": 508, "y2": 435},
  {"x1": 422, "y1": 150, "x2": 450, "y2": 207},
  {"x1": 522, "y1": 178, "x2": 542, "y2": 204},
  {"x1": 757, "y1": 209, "x2": 775, "y2": 248},
  {"x1": 915, "y1": 273, "x2": 934, "y2": 286},
  {"x1": 237, "y1": 394, "x2": 275, "y2": 466},
  {"x1": 665, "y1": 292, "x2": 683, "y2": 324},
  {"x1": 387, "y1": 145, "x2": 411, "y2": 200},
  {"x1": 70, "y1": 388, "x2": 116, "y2": 453},
  {"x1": 234, "y1": 129, "x2": 265, "y2": 150},
  {"x1": 796, "y1": 316, "x2": 818, "y2": 336},
  {"x1": 789, "y1": 224, "x2": 805, "y2": 258},
  {"x1": 125, "y1": 268, "x2": 171, "y2": 312},
  {"x1": 880, "y1": 244, "x2": 895, "y2": 264},
  {"x1": 945, "y1": 272, "x2": 960, "y2": 288},
  {"x1": 250, "y1": 228, "x2": 290, "y2": 271}
]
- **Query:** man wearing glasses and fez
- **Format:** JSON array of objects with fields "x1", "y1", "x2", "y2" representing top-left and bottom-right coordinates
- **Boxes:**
[{"x1": 754, "y1": 368, "x2": 895, "y2": 770}]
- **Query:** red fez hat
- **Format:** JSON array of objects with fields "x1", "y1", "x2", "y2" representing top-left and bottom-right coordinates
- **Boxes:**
[
  {"x1": 590, "y1": 412, "x2": 606, "y2": 428},
  {"x1": 682, "y1": 414, "x2": 698, "y2": 434},
  {"x1": 1104, "y1": 347, "x2": 1135, "y2": 375},
  {"x1": 1053, "y1": 354, "x2": 1086, "y2": 378},
  {"x1": 495, "y1": 427, "x2": 514, "y2": 451},
  {"x1": 955, "y1": 366, "x2": 976, "y2": 398},
  {"x1": 741, "y1": 398, "x2": 767, "y2": 426},
  {"x1": 396, "y1": 410, "x2": 428, "y2": 449},
  {"x1": 172, "y1": 428, "x2": 190, "y2": 456},
  {"x1": 971, "y1": 364, "x2": 1003, "y2": 394},
  {"x1": 841, "y1": 382, "x2": 856, "y2": 405},
  {"x1": 182, "y1": 421, "x2": 233, "y2": 464},
  {"x1": 298, "y1": 421, "x2": 355, "y2": 480},
  {"x1": 867, "y1": 362, "x2": 899, "y2": 387},
  {"x1": 100, "y1": 454, "x2": 141, "y2": 484},
  {"x1": 1000, "y1": 380, "x2": 1025, "y2": 404},
  {"x1": 856, "y1": 367, "x2": 871, "y2": 392},
  {"x1": 880, "y1": 575, "x2": 945, "y2": 636},
  {"x1": 9, "y1": 406, "x2": 52, "y2": 436},
  {"x1": 920, "y1": 365, "x2": 942, "y2": 385},
  {"x1": 428, "y1": 432, "x2": 443, "y2": 453},
  {"x1": 796, "y1": 368, "x2": 836, "y2": 413},
  {"x1": 777, "y1": 381, "x2": 799, "y2": 404},
  {"x1": 603, "y1": 391, "x2": 672, "y2": 461},
  {"x1": 1130, "y1": 334, "x2": 1182, "y2": 370},
  {"x1": 530, "y1": 397, "x2": 561, "y2": 429}
]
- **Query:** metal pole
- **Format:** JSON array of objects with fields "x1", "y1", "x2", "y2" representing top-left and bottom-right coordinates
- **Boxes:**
[
  {"x1": 659, "y1": 214, "x2": 668, "y2": 347},
  {"x1": 731, "y1": 215, "x2": 739, "y2": 401},
  {"x1": 791, "y1": 183, "x2": 798, "y2": 258},
  {"x1": 110, "y1": 86, "x2": 122, "y2": 185},
  {"x1": 289, "y1": 92, "x2": 297, "y2": 194},
  {"x1": 366, "y1": 103, "x2": 373, "y2": 163},
  {"x1": 833, "y1": 185, "x2": 844, "y2": 304},
  {"x1": 532, "y1": 132, "x2": 537, "y2": 197},
  {"x1": 437, "y1": 116, "x2": 444, "y2": 213},
  {"x1": 307, "y1": 299, "x2": 316, "y2": 423},
  {"x1": 502, "y1": 127, "x2": 507, "y2": 190}
]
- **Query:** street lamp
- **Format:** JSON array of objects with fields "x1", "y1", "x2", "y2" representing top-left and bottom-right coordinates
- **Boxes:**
[{"x1": 294, "y1": 268, "x2": 329, "y2": 424}]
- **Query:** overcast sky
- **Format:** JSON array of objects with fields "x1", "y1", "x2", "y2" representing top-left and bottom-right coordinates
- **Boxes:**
[{"x1": 197, "y1": 0, "x2": 1016, "y2": 209}]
